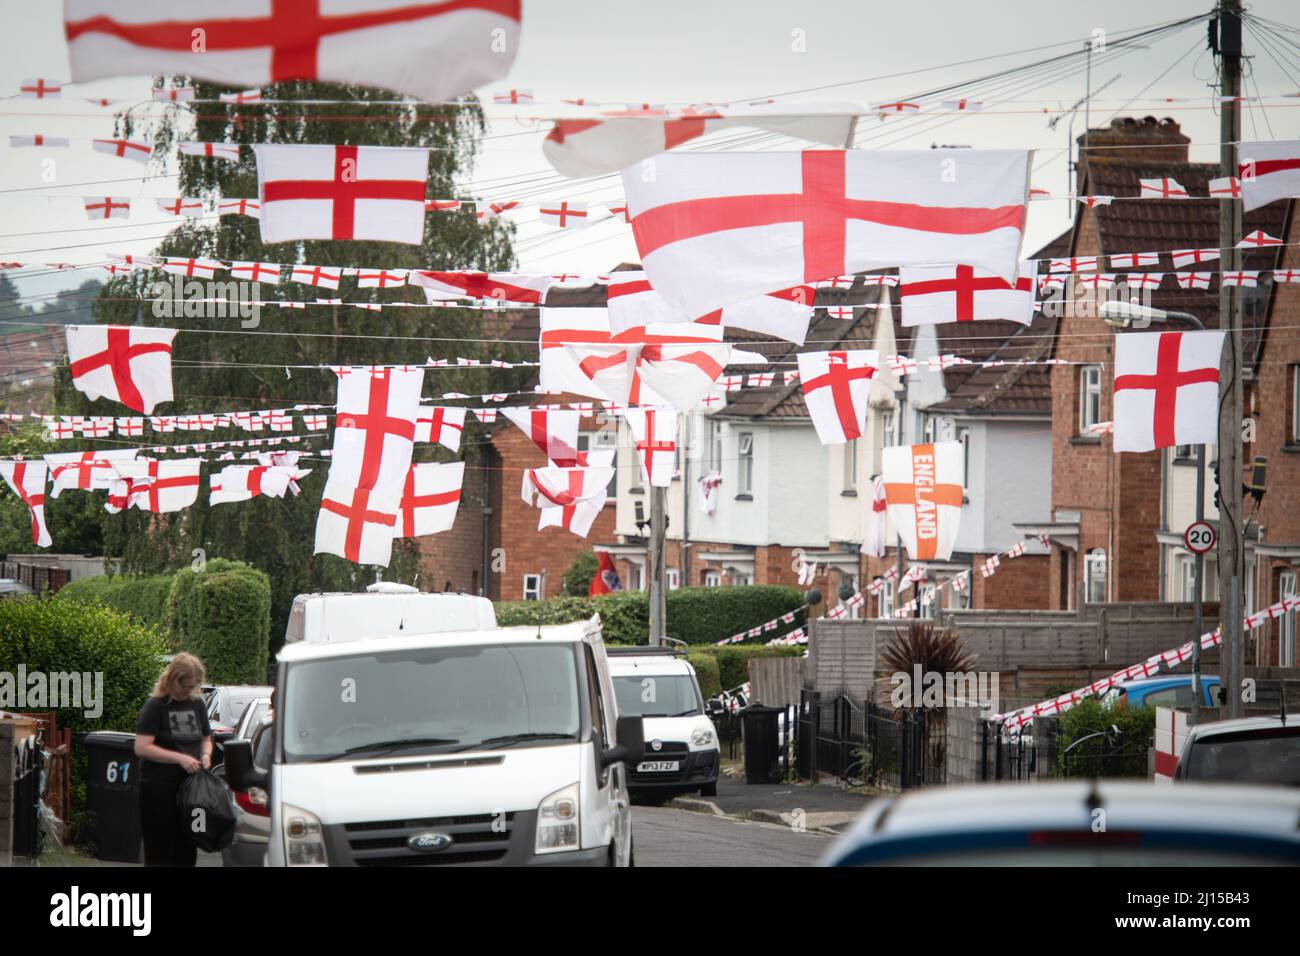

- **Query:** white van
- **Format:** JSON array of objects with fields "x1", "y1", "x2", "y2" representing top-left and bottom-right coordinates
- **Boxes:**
[
  {"x1": 224, "y1": 584, "x2": 643, "y2": 867},
  {"x1": 607, "y1": 648, "x2": 720, "y2": 798}
]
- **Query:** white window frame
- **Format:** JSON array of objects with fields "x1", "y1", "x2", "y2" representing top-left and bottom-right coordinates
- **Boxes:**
[
  {"x1": 708, "y1": 419, "x2": 723, "y2": 473},
  {"x1": 730, "y1": 571, "x2": 753, "y2": 587},
  {"x1": 703, "y1": 570, "x2": 721, "y2": 588},
  {"x1": 881, "y1": 409, "x2": 897, "y2": 447},
  {"x1": 1084, "y1": 549, "x2": 1107, "y2": 604},
  {"x1": 1292, "y1": 366, "x2": 1300, "y2": 445},
  {"x1": 956, "y1": 425, "x2": 970, "y2": 489},
  {"x1": 843, "y1": 438, "x2": 858, "y2": 492},
  {"x1": 878, "y1": 581, "x2": 895, "y2": 619},
  {"x1": 1177, "y1": 554, "x2": 1196, "y2": 602},
  {"x1": 737, "y1": 431, "x2": 754, "y2": 495},
  {"x1": 1079, "y1": 365, "x2": 1102, "y2": 434},
  {"x1": 522, "y1": 573, "x2": 543, "y2": 601},
  {"x1": 666, "y1": 568, "x2": 680, "y2": 590},
  {"x1": 1281, "y1": 571, "x2": 1297, "y2": 668}
]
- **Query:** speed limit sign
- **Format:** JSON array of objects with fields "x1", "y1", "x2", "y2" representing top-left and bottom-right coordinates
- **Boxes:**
[{"x1": 1184, "y1": 521, "x2": 1216, "y2": 555}]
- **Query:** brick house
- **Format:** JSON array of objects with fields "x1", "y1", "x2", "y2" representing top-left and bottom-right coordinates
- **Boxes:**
[{"x1": 1024, "y1": 117, "x2": 1288, "y2": 629}]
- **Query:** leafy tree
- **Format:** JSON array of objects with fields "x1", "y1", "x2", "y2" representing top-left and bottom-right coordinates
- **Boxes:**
[
  {"x1": 51, "y1": 79, "x2": 525, "y2": 647},
  {"x1": 563, "y1": 550, "x2": 598, "y2": 596},
  {"x1": 0, "y1": 424, "x2": 106, "y2": 556}
]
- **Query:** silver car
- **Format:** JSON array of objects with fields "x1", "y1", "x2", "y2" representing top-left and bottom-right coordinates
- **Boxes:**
[
  {"x1": 218, "y1": 708, "x2": 273, "y2": 867},
  {"x1": 1174, "y1": 713, "x2": 1300, "y2": 785}
]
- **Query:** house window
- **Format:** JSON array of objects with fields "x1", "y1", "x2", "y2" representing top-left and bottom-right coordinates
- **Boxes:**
[
  {"x1": 704, "y1": 570, "x2": 721, "y2": 587},
  {"x1": 737, "y1": 431, "x2": 754, "y2": 495},
  {"x1": 522, "y1": 574, "x2": 543, "y2": 601},
  {"x1": 1084, "y1": 549, "x2": 1107, "y2": 603},
  {"x1": 626, "y1": 563, "x2": 643, "y2": 591},
  {"x1": 1177, "y1": 554, "x2": 1196, "y2": 602},
  {"x1": 956, "y1": 425, "x2": 970, "y2": 489},
  {"x1": 951, "y1": 579, "x2": 972, "y2": 610},
  {"x1": 1291, "y1": 366, "x2": 1300, "y2": 445},
  {"x1": 708, "y1": 419, "x2": 723, "y2": 473},
  {"x1": 881, "y1": 409, "x2": 897, "y2": 447},
  {"x1": 730, "y1": 571, "x2": 753, "y2": 586},
  {"x1": 1079, "y1": 365, "x2": 1102, "y2": 434},
  {"x1": 1281, "y1": 572, "x2": 1297, "y2": 668},
  {"x1": 842, "y1": 438, "x2": 858, "y2": 492},
  {"x1": 878, "y1": 580, "x2": 895, "y2": 619},
  {"x1": 666, "y1": 568, "x2": 680, "y2": 590},
  {"x1": 1173, "y1": 444, "x2": 1196, "y2": 462},
  {"x1": 920, "y1": 586, "x2": 936, "y2": 620},
  {"x1": 577, "y1": 430, "x2": 618, "y2": 499}
]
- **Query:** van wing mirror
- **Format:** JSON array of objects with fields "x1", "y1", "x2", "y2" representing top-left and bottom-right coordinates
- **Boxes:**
[
  {"x1": 603, "y1": 715, "x2": 645, "y2": 769},
  {"x1": 223, "y1": 738, "x2": 268, "y2": 792}
]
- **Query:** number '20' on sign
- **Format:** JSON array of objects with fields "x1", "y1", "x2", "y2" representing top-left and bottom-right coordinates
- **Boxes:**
[{"x1": 1184, "y1": 521, "x2": 1216, "y2": 555}]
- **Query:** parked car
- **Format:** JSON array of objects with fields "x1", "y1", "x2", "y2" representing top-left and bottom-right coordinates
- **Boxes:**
[
  {"x1": 218, "y1": 710, "x2": 273, "y2": 867},
  {"x1": 822, "y1": 781, "x2": 1300, "y2": 866},
  {"x1": 224, "y1": 583, "x2": 643, "y2": 867},
  {"x1": 608, "y1": 648, "x2": 720, "y2": 798},
  {"x1": 1101, "y1": 675, "x2": 1221, "y2": 710},
  {"x1": 1174, "y1": 714, "x2": 1300, "y2": 785},
  {"x1": 0, "y1": 578, "x2": 35, "y2": 598},
  {"x1": 204, "y1": 684, "x2": 273, "y2": 728}
]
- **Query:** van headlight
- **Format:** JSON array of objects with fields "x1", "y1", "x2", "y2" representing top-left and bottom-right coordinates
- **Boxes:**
[
  {"x1": 281, "y1": 802, "x2": 327, "y2": 866},
  {"x1": 692, "y1": 726, "x2": 716, "y2": 747},
  {"x1": 535, "y1": 783, "x2": 580, "y2": 854}
]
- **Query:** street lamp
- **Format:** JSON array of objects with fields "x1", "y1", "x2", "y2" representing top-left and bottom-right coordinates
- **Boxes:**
[{"x1": 1100, "y1": 299, "x2": 1208, "y2": 722}]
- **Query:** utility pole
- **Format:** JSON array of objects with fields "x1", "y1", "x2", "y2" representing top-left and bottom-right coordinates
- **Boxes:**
[
  {"x1": 648, "y1": 485, "x2": 667, "y2": 645},
  {"x1": 1216, "y1": 0, "x2": 1245, "y2": 719}
]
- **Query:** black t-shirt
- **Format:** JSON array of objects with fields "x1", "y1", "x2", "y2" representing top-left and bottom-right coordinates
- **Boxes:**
[{"x1": 136, "y1": 696, "x2": 211, "y2": 783}]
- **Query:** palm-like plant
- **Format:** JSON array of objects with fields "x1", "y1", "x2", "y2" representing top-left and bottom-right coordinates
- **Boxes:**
[{"x1": 879, "y1": 621, "x2": 978, "y2": 779}]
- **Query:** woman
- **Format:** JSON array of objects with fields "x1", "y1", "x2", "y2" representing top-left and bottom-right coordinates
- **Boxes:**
[{"x1": 134, "y1": 653, "x2": 213, "y2": 866}]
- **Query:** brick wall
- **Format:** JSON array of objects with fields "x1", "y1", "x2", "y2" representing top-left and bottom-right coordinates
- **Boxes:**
[
  {"x1": 413, "y1": 445, "x2": 488, "y2": 595},
  {"x1": 971, "y1": 553, "x2": 1050, "y2": 609}
]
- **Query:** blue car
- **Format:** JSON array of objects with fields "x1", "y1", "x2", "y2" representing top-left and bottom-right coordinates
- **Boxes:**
[{"x1": 1101, "y1": 675, "x2": 1220, "y2": 710}]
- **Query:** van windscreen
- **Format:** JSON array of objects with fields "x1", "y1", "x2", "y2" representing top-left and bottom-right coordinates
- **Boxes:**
[{"x1": 282, "y1": 643, "x2": 580, "y2": 762}]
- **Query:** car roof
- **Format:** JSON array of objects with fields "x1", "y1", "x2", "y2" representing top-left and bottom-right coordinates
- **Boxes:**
[
  {"x1": 824, "y1": 781, "x2": 1300, "y2": 865},
  {"x1": 1118, "y1": 675, "x2": 1219, "y2": 690},
  {"x1": 608, "y1": 656, "x2": 695, "y2": 676},
  {"x1": 1185, "y1": 713, "x2": 1300, "y2": 741},
  {"x1": 277, "y1": 620, "x2": 596, "y2": 662}
]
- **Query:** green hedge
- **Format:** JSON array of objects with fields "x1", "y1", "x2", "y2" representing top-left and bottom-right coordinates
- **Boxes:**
[
  {"x1": 0, "y1": 596, "x2": 166, "y2": 832},
  {"x1": 495, "y1": 585, "x2": 805, "y2": 646},
  {"x1": 686, "y1": 652, "x2": 721, "y2": 700},
  {"x1": 1056, "y1": 698, "x2": 1156, "y2": 779},
  {"x1": 165, "y1": 560, "x2": 271, "y2": 685},
  {"x1": 690, "y1": 645, "x2": 805, "y2": 692},
  {"x1": 56, "y1": 573, "x2": 173, "y2": 629}
]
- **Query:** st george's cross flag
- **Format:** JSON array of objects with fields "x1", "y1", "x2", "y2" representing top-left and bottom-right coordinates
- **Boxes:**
[
  {"x1": 501, "y1": 406, "x2": 582, "y2": 466},
  {"x1": 881, "y1": 442, "x2": 965, "y2": 562},
  {"x1": 63, "y1": 1, "x2": 522, "y2": 105},
  {"x1": 797, "y1": 350, "x2": 880, "y2": 445},
  {"x1": 1238, "y1": 140, "x2": 1300, "y2": 212},
  {"x1": 255, "y1": 144, "x2": 430, "y2": 244},
  {"x1": 538, "y1": 498, "x2": 605, "y2": 538},
  {"x1": 606, "y1": 271, "x2": 815, "y2": 345},
  {"x1": 523, "y1": 463, "x2": 614, "y2": 535},
  {"x1": 0, "y1": 460, "x2": 52, "y2": 547},
  {"x1": 621, "y1": 148, "x2": 1030, "y2": 318},
  {"x1": 209, "y1": 464, "x2": 311, "y2": 505},
  {"x1": 414, "y1": 405, "x2": 466, "y2": 452},
  {"x1": 111, "y1": 459, "x2": 203, "y2": 513},
  {"x1": 393, "y1": 461, "x2": 464, "y2": 538},
  {"x1": 624, "y1": 407, "x2": 678, "y2": 488},
  {"x1": 1112, "y1": 331, "x2": 1226, "y2": 453},
  {"x1": 66, "y1": 325, "x2": 177, "y2": 414},
  {"x1": 899, "y1": 261, "x2": 1038, "y2": 327},
  {"x1": 410, "y1": 270, "x2": 551, "y2": 304},
  {"x1": 45, "y1": 448, "x2": 138, "y2": 496},
  {"x1": 543, "y1": 103, "x2": 858, "y2": 178},
  {"x1": 864, "y1": 474, "x2": 889, "y2": 558}
]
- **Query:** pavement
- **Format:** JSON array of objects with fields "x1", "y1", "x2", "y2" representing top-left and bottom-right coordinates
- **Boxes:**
[{"x1": 667, "y1": 771, "x2": 878, "y2": 833}]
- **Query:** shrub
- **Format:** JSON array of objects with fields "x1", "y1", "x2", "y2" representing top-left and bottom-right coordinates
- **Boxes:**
[
  {"x1": 687, "y1": 652, "x2": 721, "y2": 700},
  {"x1": 494, "y1": 585, "x2": 805, "y2": 646},
  {"x1": 690, "y1": 645, "x2": 805, "y2": 691},
  {"x1": 1056, "y1": 697, "x2": 1156, "y2": 779},
  {"x1": 56, "y1": 573, "x2": 173, "y2": 630},
  {"x1": 165, "y1": 559, "x2": 271, "y2": 684},
  {"x1": 0, "y1": 596, "x2": 166, "y2": 831},
  {"x1": 562, "y1": 551, "x2": 598, "y2": 596}
]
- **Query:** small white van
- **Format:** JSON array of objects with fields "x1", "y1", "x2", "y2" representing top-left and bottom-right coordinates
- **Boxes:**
[
  {"x1": 607, "y1": 648, "x2": 720, "y2": 798},
  {"x1": 225, "y1": 584, "x2": 643, "y2": 867}
]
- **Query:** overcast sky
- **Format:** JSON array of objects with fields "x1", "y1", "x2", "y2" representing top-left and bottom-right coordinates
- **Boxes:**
[{"x1": 3, "y1": 0, "x2": 1298, "y2": 309}]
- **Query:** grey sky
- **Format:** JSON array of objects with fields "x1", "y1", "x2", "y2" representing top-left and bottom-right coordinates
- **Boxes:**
[{"x1": 2, "y1": 0, "x2": 1298, "y2": 308}]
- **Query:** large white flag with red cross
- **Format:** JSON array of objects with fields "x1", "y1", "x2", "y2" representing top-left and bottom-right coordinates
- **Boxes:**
[
  {"x1": 882, "y1": 442, "x2": 964, "y2": 561},
  {"x1": 111, "y1": 459, "x2": 203, "y2": 513},
  {"x1": 624, "y1": 407, "x2": 678, "y2": 488},
  {"x1": 622, "y1": 148, "x2": 1030, "y2": 318},
  {"x1": 316, "y1": 479, "x2": 402, "y2": 566},
  {"x1": 411, "y1": 271, "x2": 552, "y2": 304},
  {"x1": 393, "y1": 461, "x2": 463, "y2": 538},
  {"x1": 209, "y1": 464, "x2": 311, "y2": 505},
  {"x1": 45, "y1": 449, "x2": 138, "y2": 497},
  {"x1": 1112, "y1": 331, "x2": 1225, "y2": 453},
  {"x1": 0, "y1": 460, "x2": 51, "y2": 547},
  {"x1": 523, "y1": 463, "x2": 614, "y2": 536},
  {"x1": 414, "y1": 405, "x2": 466, "y2": 452},
  {"x1": 899, "y1": 261, "x2": 1038, "y2": 327},
  {"x1": 66, "y1": 325, "x2": 177, "y2": 414},
  {"x1": 1238, "y1": 140, "x2": 1300, "y2": 212},
  {"x1": 607, "y1": 271, "x2": 815, "y2": 345},
  {"x1": 255, "y1": 144, "x2": 429, "y2": 244},
  {"x1": 63, "y1": 1, "x2": 521, "y2": 104},
  {"x1": 501, "y1": 406, "x2": 582, "y2": 466},
  {"x1": 543, "y1": 104, "x2": 858, "y2": 178},
  {"x1": 797, "y1": 350, "x2": 879, "y2": 445}
]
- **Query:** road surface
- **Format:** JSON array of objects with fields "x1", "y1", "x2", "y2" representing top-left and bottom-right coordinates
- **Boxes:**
[{"x1": 632, "y1": 805, "x2": 831, "y2": 867}]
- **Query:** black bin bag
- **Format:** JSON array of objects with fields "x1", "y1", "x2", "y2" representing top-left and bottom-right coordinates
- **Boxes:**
[{"x1": 176, "y1": 769, "x2": 239, "y2": 852}]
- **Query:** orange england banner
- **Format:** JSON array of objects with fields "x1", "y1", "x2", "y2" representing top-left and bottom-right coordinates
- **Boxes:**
[{"x1": 882, "y1": 441, "x2": 965, "y2": 561}]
